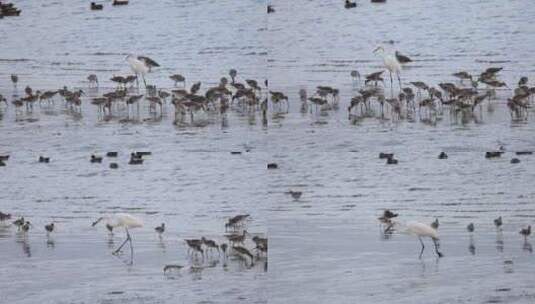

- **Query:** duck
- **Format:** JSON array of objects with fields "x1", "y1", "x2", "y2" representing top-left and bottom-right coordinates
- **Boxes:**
[
  {"x1": 379, "y1": 152, "x2": 394, "y2": 159},
  {"x1": 112, "y1": 0, "x2": 128, "y2": 5},
  {"x1": 90, "y1": 2, "x2": 103, "y2": 10},
  {"x1": 90, "y1": 154, "x2": 103, "y2": 163},
  {"x1": 386, "y1": 157, "x2": 398, "y2": 164},
  {"x1": 288, "y1": 190, "x2": 302, "y2": 200},
  {"x1": 267, "y1": 163, "x2": 278, "y2": 169},
  {"x1": 345, "y1": 0, "x2": 357, "y2": 9}
]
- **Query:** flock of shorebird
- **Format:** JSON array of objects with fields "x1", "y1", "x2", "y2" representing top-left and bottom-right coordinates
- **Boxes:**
[
  {"x1": 0, "y1": 210, "x2": 267, "y2": 273},
  {"x1": 378, "y1": 209, "x2": 532, "y2": 258},
  {"x1": 0, "y1": 1, "x2": 21, "y2": 18},
  {"x1": 1, "y1": 47, "x2": 532, "y2": 128}
]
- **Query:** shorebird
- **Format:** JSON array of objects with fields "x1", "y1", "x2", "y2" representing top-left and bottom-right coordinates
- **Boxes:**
[
  {"x1": 45, "y1": 222, "x2": 54, "y2": 233},
  {"x1": 232, "y1": 246, "x2": 254, "y2": 265},
  {"x1": 467, "y1": 222, "x2": 474, "y2": 233},
  {"x1": 185, "y1": 239, "x2": 202, "y2": 253},
  {"x1": 350, "y1": 70, "x2": 361, "y2": 86},
  {"x1": 170, "y1": 74, "x2": 186, "y2": 87},
  {"x1": 226, "y1": 230, "x2": 247, "y2": 245},
  {"x1": 0, "y1": 211, "x2": 11, "y2": 222},
  {"x1": 190, "y1": 82, "x2": 201, "y2": 95},
  {"x1": 220, "y1": 243, "x2": 228, "y2": 256},
  {"x1": 378, "y1": 209, "x2": 398, "y2": 224},
  {"x1": 373, "y1": 46, "x2": 403, "y2": 90},
  {"x1": 494, "y1": 216, "x2": 503, "y2": 229},
  {"x1": 125, "y1": 54, "x2": 159, "y2": 88},
  {"x1": 452, "y1": 71, "x2": 472, "y2": 83},
  {"x1": 201, "y1": 237, "x2": 219, "y2": 253},
  {"x1": 154, "y1": 223, "x2": 165, "y2": 234},
  {"x1": 87, "y1": 74, "x2": 98, "y2": 88},
  {"x1": 187, "y1": 242, "x2": 204, "y2": 258},
  {"x1": 22, "y1": 221, "x2": 31, "y2": 232},
  {"x1": 518, "y1": 76, "x2": 528, "y2": 87},
  {"x1": 364, "y1": 71, "x2": 384, "y2": 86},
  {"x1": 252, "y1": 236, "x2": 268, "y2": 255},
  {"x1": 225, "y1": 214, "x2": 249, "y2": 231},
  {"x1": 92, "y1": 214, "x2": 143, "y2": 263},
  {"x1": 229, "y1": 69, "x2": 237, "y2": 83},
  {"x1": 520, "y1": 225, "x2": 531, "y2": 239},
  {"x1": 13, "y1": 217, "x2": 24, "y2": 230},
  {"x1": 10, "y1": 74, "x2": 18, "y2": 89}
]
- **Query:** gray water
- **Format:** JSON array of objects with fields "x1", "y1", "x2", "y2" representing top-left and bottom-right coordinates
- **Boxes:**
[{"x1": 1, "y1": 0, "x2": 535, "y2": 303}]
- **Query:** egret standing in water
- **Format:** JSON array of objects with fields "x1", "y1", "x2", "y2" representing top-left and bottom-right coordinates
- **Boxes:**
[
  {"x1": 373, "y1": 46, "x2": 408, "y2": 92},
  {"x1": 92, "y1": 213, "x2": 143, "y2": 263},
  {"x1": 125, "y1": 54, "x2": 160, "y2": 89},
  {"x1": 391, "y1": 220, "x2": 443, "y2": 258}
]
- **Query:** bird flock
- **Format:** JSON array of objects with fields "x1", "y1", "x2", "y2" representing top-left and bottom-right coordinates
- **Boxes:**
[
  {"x1": 0, "y1": 210, "x2": 267, "y2": 274},
  {"x1": 1, "y1": 48, "x2": 532, "y2": 129},
  {"x1": 378, "y1": 210, "x2": 533, "y2": 258}
]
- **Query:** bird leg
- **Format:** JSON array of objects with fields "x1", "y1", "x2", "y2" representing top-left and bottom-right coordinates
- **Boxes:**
[
  {"x1": 127, "y1": 228, "x2": 134, "y2": 262},
  {"x1": 142, "y1": 74, "x2": 147, "y2": 89},
  {"x1": 135, "y1": 73, "x2": 139, "y2": 89},
  {"x1": 113, "y1": 228, "x2": 132, "y2": 256},
  {"x1": 418, "y1": 237, "x2": 425, "y2": 259},
  {"x1": 397, "y1": 73, "x2": 402, "y2": 90},
  {"x1": 432, "y1": 238, "x2": 443, "y2": 258},
  {"x1": 389, "y1": 71, "x2": 394, "y2": 98},
  {"x1": 113, "y1": 237, "x2": 129, "y2": 255}
]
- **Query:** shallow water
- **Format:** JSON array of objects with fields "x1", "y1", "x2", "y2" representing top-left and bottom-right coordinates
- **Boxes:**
[{"x1": 1, "y1": 0, "x2": 535, "y2": 303}]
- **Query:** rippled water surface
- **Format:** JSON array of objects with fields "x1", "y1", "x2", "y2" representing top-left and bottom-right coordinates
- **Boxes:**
[{"x1": 1, "y1": 0, "x2": 535, "y2": 303}]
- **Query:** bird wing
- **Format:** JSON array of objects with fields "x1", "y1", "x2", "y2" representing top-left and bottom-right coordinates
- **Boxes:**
[
  {"x1": 138, "y1": 56, "x2": 160, "y2": 67},
  {"x1": 395, "y1": 51, "x2": 412, "y2": 64},
  {"x1": 406, "y1": 221, "x2": 438, "y2": 238}
]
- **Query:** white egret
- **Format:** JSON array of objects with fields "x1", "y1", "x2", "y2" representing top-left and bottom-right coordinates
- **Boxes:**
[
  {"x1": 373, "y1": 46, "x2": 403, "y2": 91},
  {"x1": 392, "y1": 220, "x2": 443, "y2": 258},
  {"x1": 92, "y1": 213, "x2": 143, "y2": 263},
  {"x1": 125, "y1": 54, "x2": 160, "y2": 89}
]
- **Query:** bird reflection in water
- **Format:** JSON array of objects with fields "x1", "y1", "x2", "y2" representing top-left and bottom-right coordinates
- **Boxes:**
[
  {"x1": 158, "y1": 235, "x2": 166, "y2": 252},
  {"x1": 46, "y1": 237, "x2": 55, "y2": 249},
  {"x1": 496, "y1": 231, "x2": 504, "y2": 253},
  {"x1": 468, "y1": 235, "x2": 476, "y2": 255},
  {"x1": 523, "y1": 240, "x2": 532, "y2": 253}
]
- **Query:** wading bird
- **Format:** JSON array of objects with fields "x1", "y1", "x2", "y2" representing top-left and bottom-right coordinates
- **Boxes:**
[
  {"x1": 125, "y1": 54, "x2": 160, "y2": 89},
  {"x1": 92, "y1": 213, "x2": 143, "y2": 263},
  {"x1": 391, "y1": 221, "x2": 443, "y2": 258},
  {"x1": 373, "y1": 46, "x2": 402, "y2": 91}
]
